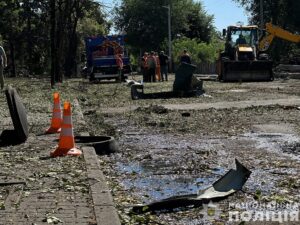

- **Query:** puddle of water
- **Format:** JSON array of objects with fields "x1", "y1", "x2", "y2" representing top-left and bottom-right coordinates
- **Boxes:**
[
  {"x1": 117, "y1": 162, "x2": 218, "y2": 203},
  {"x1": 117, "y1": 162, "x2": 144, "y2": 174},
  {"x1": 117, "y1": 128, "x2": 299, "y2": 207},
  {"x1": 243, "y1": 132, "x2": 300, "y2": 161},
  {"x1": 123, "y1": 176, "x2": 214, "y2": 202}
]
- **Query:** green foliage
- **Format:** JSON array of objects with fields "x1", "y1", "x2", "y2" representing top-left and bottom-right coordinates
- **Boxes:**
[
  {"x1": 78, "y1": 1, "x2": 110, "y2": 37},
  {"x1": 173, "y1": 37, "x2": 224, "y2": 64},
  {"x1": 114, "y1": 0, "x2": 215, "y2": 52},
  {"x1": 0, "y1": 0, "x2": 109, "y2": 77}
]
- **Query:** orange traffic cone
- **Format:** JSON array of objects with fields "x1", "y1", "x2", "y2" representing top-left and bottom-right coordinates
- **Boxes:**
[
  {"x1": 50, "y1": 102, "x2": 82, "y2": 157},
  {"x1": 46, "y1": 92, "x2": 62, "y2": 134}
]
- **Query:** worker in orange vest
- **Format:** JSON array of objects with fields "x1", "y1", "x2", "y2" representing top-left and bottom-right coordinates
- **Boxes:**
[
  {"x1": 141, "y1": 52, "x2": 148, "y2": 82},
  {"x1": 115, "y1": 53, "x2": 124, "y2": 80},
  {"x1": 154, "y1": 52, "x2": 161, "y2": 81},
  {"x1": 146, "y1": 51, "x2": 156, "y2": 82}
]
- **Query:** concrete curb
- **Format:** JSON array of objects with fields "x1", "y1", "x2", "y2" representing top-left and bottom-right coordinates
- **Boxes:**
[
  {"x1": 73, "y1": 99, "x2": 121, "y2": 225},
  {"x1": 83, "y1": 146, "x2": 121, "y2": 225}
]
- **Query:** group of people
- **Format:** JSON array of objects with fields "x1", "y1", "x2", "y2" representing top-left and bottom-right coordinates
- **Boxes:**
[
  {"x1": 141, "y1": 51, "x2": 169, "y2": 82},
  {"x1": 140, "y1": 49, "x2": 193, "y2": 83}
]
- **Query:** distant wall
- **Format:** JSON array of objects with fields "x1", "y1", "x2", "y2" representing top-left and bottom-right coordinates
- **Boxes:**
[
  {"x1": 195, "y1": 62, "x2": 216, "y2": 74},
  {"x1": 174, "y1": 61, "x2": 217, "y2": 74}
]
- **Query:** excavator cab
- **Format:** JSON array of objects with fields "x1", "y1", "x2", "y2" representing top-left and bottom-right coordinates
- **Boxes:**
[{"x1": 218, "y1": 25, "x2": 273, "y2": 82}]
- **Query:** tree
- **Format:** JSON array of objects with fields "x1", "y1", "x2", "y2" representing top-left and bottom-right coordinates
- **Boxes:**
[
  {"x1": 114, "y1": 0, "x2": 215, "y2": 52},
  {"x1": 173, "y1": 37, "x2": 224, "y2": 65},
  {"x1": 49, "y1": 0, "x2": 110, "y2": 83},
  {"x1": 179, "y1": 1, "x2": 214, "y2": 43},
  {"x1": 233, "y1": 0, "x2": 300, "y2": 28},
  {"x1": 233, "y1": 0, "x2": 300, "y2": 62},
  {"x1": 0, "y1": 0, "x2": 109, "y2": 86},
  {"x1": 50, "y1": 0, "x2": 56, "y2": 87}
]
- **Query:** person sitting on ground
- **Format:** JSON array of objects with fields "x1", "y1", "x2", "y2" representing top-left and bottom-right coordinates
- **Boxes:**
[{"x1": 180, "y1": 49, "x2": 191, "y2": 64}]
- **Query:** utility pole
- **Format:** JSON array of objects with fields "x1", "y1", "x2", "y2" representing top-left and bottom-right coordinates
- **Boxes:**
[
  {"x1": 260, "y1": 0, "x2": 264, "y2": 29},
  {"x1": 163, "y1": 5, "x2": 172, "y2": 72}
]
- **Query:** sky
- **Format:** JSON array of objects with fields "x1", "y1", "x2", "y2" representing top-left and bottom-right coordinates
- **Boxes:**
[
  {"x1": 98, "y1": 0, "x2": 249, "y2": 32},
  {"x1": 200, "y1": 0, "x2": 249, "y2": 31}
]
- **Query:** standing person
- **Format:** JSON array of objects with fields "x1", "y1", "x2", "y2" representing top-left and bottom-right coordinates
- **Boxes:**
[
  {"x1": 180, "y1": 49, "x2": 191, "y2": 64},
  {"x1": 159, "y1": 51, "x2": 169, "y2": 81},
  {"x1": 0, "y1": 45, "x2": 7, "y2": 90},
  {"x1": 146, "y1": 51, "x2": 156, "y2": 82},
  {"x1": 154, "y1": 52, "x2": 161, "y2": 82},
  {"x1": 141, "y1": 52, "x2": 148, "y2": 82},
  {"x1": 115, "y1": 53, "x2": 123, "y2": 81}
]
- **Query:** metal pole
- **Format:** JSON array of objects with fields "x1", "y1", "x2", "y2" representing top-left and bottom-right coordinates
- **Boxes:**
[
  {"x1": 167, "y1": 5, "x2": 172, "y2": 72},
  {"x1": 260, "y1": 0, "x2": 264, "y2": 29},
  {"x1": 162, "y1": 5, "x2": 172, "y2": 72}
]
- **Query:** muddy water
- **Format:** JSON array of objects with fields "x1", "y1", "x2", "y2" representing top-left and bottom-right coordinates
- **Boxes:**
[
  {"x1": 113, "y1": 131, "x2": 226, "y2": 203},
  {"x1": 110, "y1": 121, "x2": 300, "y2": 205},
  {"x1": 243, "y1": 132, "x2": 300, "y2": 161},
  {"x1": 117, "y1": 161, "x2": 223, "y2": 202}
]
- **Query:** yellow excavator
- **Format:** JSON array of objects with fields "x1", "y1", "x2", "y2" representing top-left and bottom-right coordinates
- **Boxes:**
[
  {"x1": 259, "y1": 23, "x2": 300, "y2": 52},
  {"x1": 217, "y1": 23, "x2": 300, "y2": 81}
]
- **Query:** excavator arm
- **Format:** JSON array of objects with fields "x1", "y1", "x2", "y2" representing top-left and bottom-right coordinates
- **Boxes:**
[{"x1": 259, "y1": 23, "x2": 300, "y2": 52}]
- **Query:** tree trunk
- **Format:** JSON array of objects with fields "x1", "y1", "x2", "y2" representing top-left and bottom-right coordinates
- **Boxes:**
[
  {"x1": 65, "y1": 18, "x2": 78, "y2": 78},
  {"x1": 25, "y1": 0, "x2": 33, "y2": 74},
  {"x1": 50, "y1": 0, "x2": 56, "y2": 88},
  {"x1": 9, "y1": 40, "x2": 16, "y2": 77}
]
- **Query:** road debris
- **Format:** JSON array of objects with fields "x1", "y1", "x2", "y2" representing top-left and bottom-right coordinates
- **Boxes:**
[{"x1": 132, "y1": 159, "x2": 251, "y2": 213}]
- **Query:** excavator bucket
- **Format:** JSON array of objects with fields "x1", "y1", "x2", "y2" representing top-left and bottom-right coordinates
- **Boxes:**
[{"x1": 221, "y1": 60, "x2": 273, "y2": 82}]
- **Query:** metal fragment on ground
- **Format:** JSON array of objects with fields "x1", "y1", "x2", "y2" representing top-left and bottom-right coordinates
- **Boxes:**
[{"x1": 132, "y1": 159, "x2": 251, "y2": 213}]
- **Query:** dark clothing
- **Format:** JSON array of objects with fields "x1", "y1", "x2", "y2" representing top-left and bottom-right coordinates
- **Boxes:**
[
  {"x1": 180, "y1": 54, "x2": 191, "y2": 64},
  {"x1": 236, "y1": 37, "x2": 247, "y2": 45},
  {"x1": 159, "y1": 54, "x2": 168, "y2": 66},
  {"x1": 148, "y1": 68, "x2": 156, "y2": 82},
  {"x1": 146, "y1": 55, "x2": 156, "y2": 82},
  {"x1": 160, "y1": 65, "x2": 168, "y2": 81},
  {"x1": 159, "y1": 53, "x2": 168, "y2": 81}
]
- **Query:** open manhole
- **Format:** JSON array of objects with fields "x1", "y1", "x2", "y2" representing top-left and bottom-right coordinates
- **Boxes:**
[{"x1": 75, "y1": 135, "x2": 118, "y2": 155}]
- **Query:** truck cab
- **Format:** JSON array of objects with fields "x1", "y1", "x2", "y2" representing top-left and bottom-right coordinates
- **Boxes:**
[{"x1": 85, "y1": 35, "x2": 131, "y2": 82}]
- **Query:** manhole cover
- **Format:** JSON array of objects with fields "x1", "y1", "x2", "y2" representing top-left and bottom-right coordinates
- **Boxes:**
[{"x1": 5, "y1": 86, "x2": 28, "y2": 142}]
